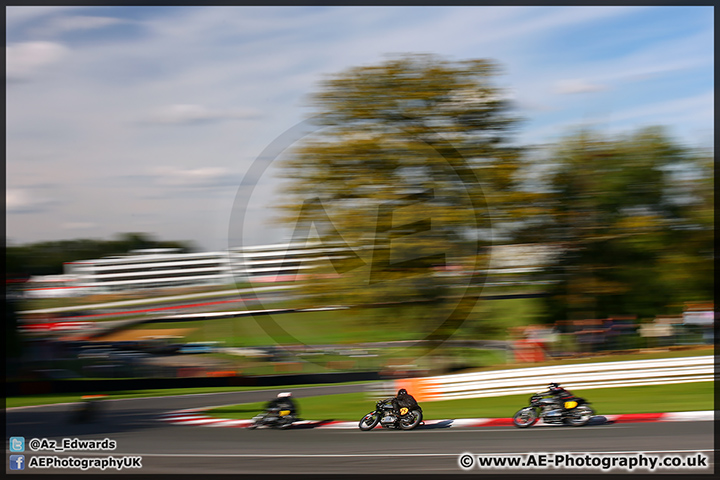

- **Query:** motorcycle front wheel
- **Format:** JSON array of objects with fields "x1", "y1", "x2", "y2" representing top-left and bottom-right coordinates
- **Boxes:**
[
  {"x1": 513, "y1": 407, "x2": 539, "y2": 428},
  {"x1": 358, "y1": 412, "x2": 380, "y2": 431},
  {"x1": 563, "y1": 405, "x2": 595, "y2": 426},
  {"x1": 248, "y1": 413, "x2": 265, "y2": 429},
  {"x1": 399, "y1": 409, "x2": 423, "y2": 430}
]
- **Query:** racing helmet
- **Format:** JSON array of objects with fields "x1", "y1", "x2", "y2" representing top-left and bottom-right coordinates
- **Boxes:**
[
  {"x1": 548, "y1": 382, "x2": 560, "y2": 389},
  {"x1": 397, "y1": 388, "x2": 407, "y2": 396}
]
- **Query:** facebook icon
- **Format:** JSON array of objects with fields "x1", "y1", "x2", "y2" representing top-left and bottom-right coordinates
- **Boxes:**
[{"x1": 10, "y1": 455, "x2": 25, "y2": 470}]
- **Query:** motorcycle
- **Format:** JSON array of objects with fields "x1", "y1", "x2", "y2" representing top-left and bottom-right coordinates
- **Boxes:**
[
  {"x1": 70, "y1": 395, "x2": 106, "y2": 424},
  {"x1": 358, "y1": 398, "x2": 423, "y2": 431},
  {"x1": 513, "y1": 393, "x2": 595, "y2": 427},
  {"x1": 248, "y1": 407, "x2": 297, "y2": 429}
]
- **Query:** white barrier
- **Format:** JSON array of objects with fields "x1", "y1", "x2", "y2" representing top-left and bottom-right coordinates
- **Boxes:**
[{"x1": 372, "y1": 355, "x2": 715, "y2": 402}]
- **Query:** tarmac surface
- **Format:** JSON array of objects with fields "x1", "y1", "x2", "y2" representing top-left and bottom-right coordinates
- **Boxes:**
[{"x1": 6, "y1": 385, "x2": 714, "y2": 475}]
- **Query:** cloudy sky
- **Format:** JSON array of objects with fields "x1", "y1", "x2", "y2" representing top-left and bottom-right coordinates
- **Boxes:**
[{"x1": 6, "y1": 6, "x2": 713, "y2": 252}]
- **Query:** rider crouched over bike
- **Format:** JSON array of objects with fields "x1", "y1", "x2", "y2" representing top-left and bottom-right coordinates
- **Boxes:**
[
  {"x1": 266, "y1": 392, "x2": 298, "y2": 416},
  {"x1": 540, "y1": 382, "x2": 575, "y2": 416},
  {"x1": 392, "y1": 388, "x2": 419, "y2": 417},
  {"x1": 249, "y1": 392, "x2": 299, "y2": 429}
]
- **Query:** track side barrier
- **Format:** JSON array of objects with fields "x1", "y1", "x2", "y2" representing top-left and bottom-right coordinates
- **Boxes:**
[{"x1": 367, "y1": 355, "x2": 714, "y2": 401}]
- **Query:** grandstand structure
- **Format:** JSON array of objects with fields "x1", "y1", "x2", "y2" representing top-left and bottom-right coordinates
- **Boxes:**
[
  {"x1": 50, "y1": 242, "x2": 557, "y2": 296},
  {"x1": 64, "y1": 248, "x2": 235, "y2": 294},
  {"x1": 60, "y1": 243, "x2": 351, "y2": 294},
  {"x1": 230, "y1": 241, "x2": 351, "y2": 282}
]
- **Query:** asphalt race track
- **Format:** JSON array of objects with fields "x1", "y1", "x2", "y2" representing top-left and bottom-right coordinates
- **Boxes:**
[{"x1": 6, "y1": 385, "x2": 714, "y2": 475}]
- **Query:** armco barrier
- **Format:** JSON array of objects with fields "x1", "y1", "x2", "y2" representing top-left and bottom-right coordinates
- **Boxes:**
[{"x1": 372, "y1": 355, "x2": 714, "y2": 402}]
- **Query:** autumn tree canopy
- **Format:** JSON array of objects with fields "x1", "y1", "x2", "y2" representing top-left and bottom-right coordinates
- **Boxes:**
[
  {"x1": 275, "y1": 54, "x2": 535, "y2": 339},
  {"x1": 532, "y1": 126, "x2": 714, "y2": 321}
]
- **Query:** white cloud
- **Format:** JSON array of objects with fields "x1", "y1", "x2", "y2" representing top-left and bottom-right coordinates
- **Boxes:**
[
  {"x1": 143, "y1": 104, "x2": 262, "y2": 125},
  {"x1": 6, "y1": 41, "x2": 69, "y2": 81},
  {"x1": 31, "y1": 15, "x2": 127, "y2": 36},
  {"x1": 602, "y1": 90, "x2": 714, "y2": 127},
  {"x1": 150, "y1": 166, "x2": 235, "y2": 187},
  {"x1": 554, "y1": 79, "x2": 609, "y2": 95},
  {"x1": 61, "y1": 222, "x2": 97, "y2": 230},
  {"x1": 6, "y1": 188, "x2": 56, "y2": 213},
  {"x1": 4, "y1": 6, "x2": 712, "y2": 251},
  {"x1": 529, "y1": 26, "x2": 711, "y2": 100},
  {"x1": 6, "y1": 6, "x2": 72, "y2": 26},
  {"x1": 521, "y1": 89, "x2": 714, "y2": 147}
]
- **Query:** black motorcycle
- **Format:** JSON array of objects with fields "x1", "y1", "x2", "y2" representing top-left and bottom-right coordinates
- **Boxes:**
[
  {"x1": 248, "y1": 407, "x2": 297, "y2": 429},
  {"x1": 358, "y1": 398, "x2": 423, "y2": 431},
  {"x1": 70, "y1": 395, "x2": 106, "y2": 424},
  {"x1": 513, "y1": 393, "x2": 595, "y2": 427}
]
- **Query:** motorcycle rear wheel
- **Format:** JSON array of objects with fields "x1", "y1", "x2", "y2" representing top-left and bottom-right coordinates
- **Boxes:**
[
  {"x1": 513, "y1": 407, "x2": 539, "y2": 428},
  {"x1": 277, "y1": 415, "x2": 295, "y2": 429},
  {"x1": 358, "y1": 412, "x2": 380, "y2": 431},
  {"x1": 563, "y1": 405, "x2": 595, "y2": 426},
  {"x1": 399, "y1": 410, "x2": 423, "y2": 430}
]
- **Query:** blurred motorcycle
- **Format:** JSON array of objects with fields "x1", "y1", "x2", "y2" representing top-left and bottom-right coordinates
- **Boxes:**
[
  {"x1": 70, "y1": 395, "x2": 106, "y2": 423},
  {"x1": 248, "y1": 407, "x2": 296, "y2": 429},
  {"x1": 513, "y1": 392, "x2": 595, "y2": 427},
  {"x1": 358, "y1": 398, "x2": 423, "y2": 431}
]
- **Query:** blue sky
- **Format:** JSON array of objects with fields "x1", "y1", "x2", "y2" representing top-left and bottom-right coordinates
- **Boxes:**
[{"x1": 6, "y1": 6, "x2": 714, "y2": 252}]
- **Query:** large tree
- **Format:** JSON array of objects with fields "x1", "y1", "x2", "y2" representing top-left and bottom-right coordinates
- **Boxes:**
[
  {"x1": 534, "y1": 126, "x2": 713, "y2": 322},
  {"x1": 274, "y1": 54, "x2": 536, "y2": 342}
]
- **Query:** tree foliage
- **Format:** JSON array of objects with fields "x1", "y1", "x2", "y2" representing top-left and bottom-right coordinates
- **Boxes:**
[
  {"x1": 277, "y1": 54, "x2": 712, "y2": 335},
  {"x1": 275, "y1": 54, "x2": 535, "y2": 338},
  {"x1": 533, "y1": 126, "x2": 713, "y2": 321}
]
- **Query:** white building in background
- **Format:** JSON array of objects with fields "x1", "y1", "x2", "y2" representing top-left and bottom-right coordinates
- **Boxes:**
[
  {"x1": 64, "y1": 248, "x2": 235, "y2": 294},
  {"x1": 483, "y1": 243, "x2": 561, "y2": 286},
  {"x1": 230, "y1": 241, "x2": 352, "y2": 282},
  {"x1": 486, "y1": 243, "x2": 560, "y2": 273},
  {"x1": 53, "y1": 242, "x2": 559, "y2": 296},
  {"x1": 60, "y1": 243, "x2": 351, "y2": 295}
]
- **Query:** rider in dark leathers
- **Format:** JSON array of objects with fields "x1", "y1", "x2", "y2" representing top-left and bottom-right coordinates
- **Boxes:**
[
  {"x1": 539, "y1": 382, "x2": 576, "y2": 415},
  {"x1": 392, "y1": 388, "x2": 419, "y2": 416},
  {"x1": 265, "y1": 392, "x2": 298, "y2": 416}
]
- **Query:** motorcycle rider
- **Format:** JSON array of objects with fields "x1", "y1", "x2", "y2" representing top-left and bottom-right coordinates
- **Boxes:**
[
  {"x1": 540, "y1": 382, "x2": 576, "y2": 416},
  {"x1": 265, "y1": 392, "x2": 298, "y2": 416},
  {"x1": 392, "y1": 388, "x2": 419, "y2": 416}
]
